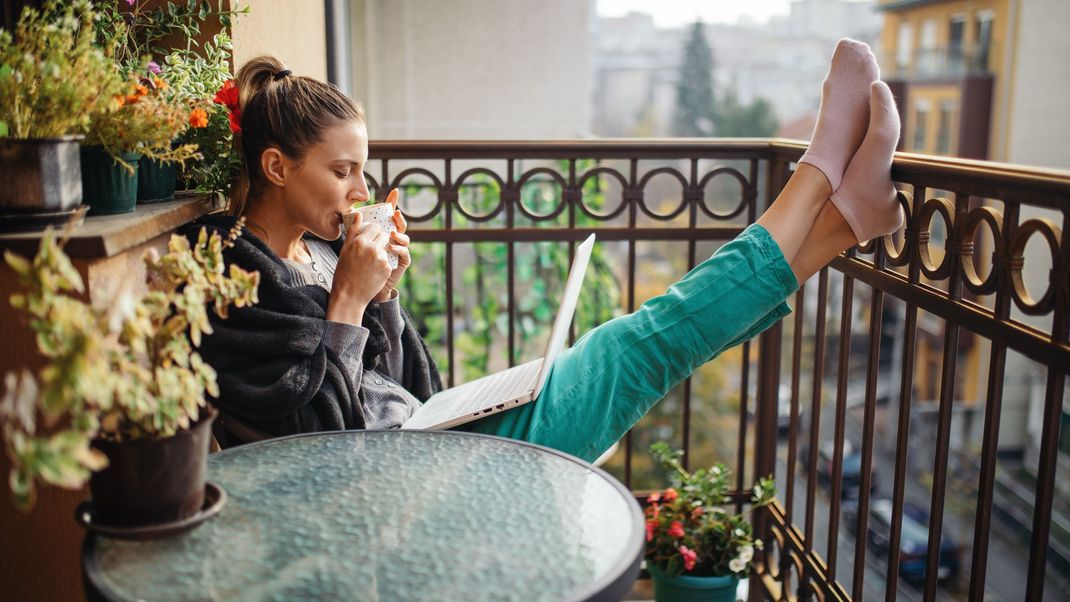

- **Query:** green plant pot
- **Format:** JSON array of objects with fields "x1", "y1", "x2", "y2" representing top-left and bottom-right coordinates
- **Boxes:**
[
  {"x1": 137, "y1": 156, "x2": 178, "y2": 203},
  {"x1": 80, "y1": 146, "x2": 140, "y2": 215},
  {"x1": 648, "y1": 565, "x2": 740, "y2": 602}
]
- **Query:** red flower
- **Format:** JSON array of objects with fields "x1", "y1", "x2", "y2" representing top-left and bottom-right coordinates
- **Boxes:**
[
  {"x1": 189, "y1": 107, "x2": 209, "y2": 128},
  {"x1": 213, "y1": 79, "x2": 242, "y2": 133},
  {"x1": 691, "y1": 506, "x2": 705, "y2": 519},
  {"x1": 647, "y1": 492, "x2": 661, "y2": 504},
  {"x1": 663, "y1": 488, "x2": 678, "y2": 502},
  {"x1": 668, "y1": 521, "x2": 685, "y2": 539},
  {"x1": 679, "y1": 545, "x2": 698, "y2": 571},
  {"x1": 645, "y1": 520, "x2": 656, "y2": 542}
]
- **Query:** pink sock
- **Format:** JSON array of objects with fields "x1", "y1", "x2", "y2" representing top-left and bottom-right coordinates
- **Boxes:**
[
  {"x1": 830, "y1": 81, "x2": 904, "y2": 243},
  {"x1": 798, "y1": 39, "x2": 880, "y2": 191}
]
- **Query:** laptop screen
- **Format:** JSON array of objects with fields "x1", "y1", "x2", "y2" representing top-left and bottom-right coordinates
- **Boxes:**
[{"x1": 532, "y1": 234, "x2": 596, "y2": 399}]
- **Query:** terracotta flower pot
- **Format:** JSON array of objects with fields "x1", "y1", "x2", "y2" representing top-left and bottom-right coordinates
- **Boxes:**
[
  {"x1": 88, "y1": 407, "x2": 217, "y2": 528},
  {"x1": 648, "y1": 564, "x2": 740, "y2": 602}
]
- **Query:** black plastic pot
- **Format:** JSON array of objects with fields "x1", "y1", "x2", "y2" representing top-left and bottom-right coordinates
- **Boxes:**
[{"x1": 88, "y1": 407, "x2": 217, "y2": 528}]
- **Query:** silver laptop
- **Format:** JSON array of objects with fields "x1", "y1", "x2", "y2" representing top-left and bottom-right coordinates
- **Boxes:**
[{"x1": 402, "y1": 234, "x2": 596, "y2": 430}]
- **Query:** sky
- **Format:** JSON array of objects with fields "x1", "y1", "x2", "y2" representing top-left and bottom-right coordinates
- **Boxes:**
[{"x1": 596, "y1": 0, "x2": 796, "y2": 27}]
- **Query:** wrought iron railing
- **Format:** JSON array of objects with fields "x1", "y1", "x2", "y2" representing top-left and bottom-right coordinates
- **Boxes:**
[{"x1": 366, "y1": 140, "x2": 1069, "y2": 601}]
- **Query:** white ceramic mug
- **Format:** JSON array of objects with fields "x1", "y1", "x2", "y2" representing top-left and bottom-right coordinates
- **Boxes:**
[{"x1": 342, "y1": 202, "x2": 399, "y2": 269}]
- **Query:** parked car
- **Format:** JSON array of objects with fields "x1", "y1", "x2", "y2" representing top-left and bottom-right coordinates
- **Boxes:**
[
  {"x1": 797, "y1": 439, "x2": 877, "y2": 500},
  {"x1": 746, "y1": 384, "x2": 795, "y2": 435},
  {"x1": 844, "y1": 498, "x2": 961, "y2": 584}
]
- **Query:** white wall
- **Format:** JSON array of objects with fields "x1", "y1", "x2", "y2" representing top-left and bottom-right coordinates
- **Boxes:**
[
  {"x1": 1004, "y1": 0, "x2": 1070, "y2": 169},
  {"x1": 348, "y1": 0, "x2": 592, "y2": 139}
]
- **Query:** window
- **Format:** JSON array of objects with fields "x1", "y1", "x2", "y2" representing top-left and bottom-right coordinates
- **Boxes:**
[
  {"x1": 975, "y1": 11, "x2": 994, "y2": 72},
  {"x1": 936, "y1": 101, "x2": 955, "y2": 155},
  {"x1": 913, "y1": 101, "x2": 931, "y2": 152},
  {"x1": 949, "y1": 15, "x2": 966, "y2": 74},
  {"x1": 897, "y1": 22, "x2": 913, "y2": 73},
  {"x1": 919, "y1": 18, "x2": 938, "y2": 75}
]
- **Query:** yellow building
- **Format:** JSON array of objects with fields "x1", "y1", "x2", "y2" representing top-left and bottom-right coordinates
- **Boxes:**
[{"x1": 877, "y1": 0, "x2": 1009, "y2": 159}]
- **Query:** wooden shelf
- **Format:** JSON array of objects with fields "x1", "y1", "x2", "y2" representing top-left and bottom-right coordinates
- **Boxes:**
[{"x1": 0, "y1": 194, "x2": 220, "y2": 260}]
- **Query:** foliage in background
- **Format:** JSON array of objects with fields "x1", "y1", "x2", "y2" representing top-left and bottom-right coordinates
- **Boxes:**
[
  {"x1": 401, "y1": 161, "x2": 623, "y2": 383},
  {"x1": 672, "y1": 20, "x2": 779, "y2": 139},
  {"x1": 713, "y1": 92, "x2": 779, "y2": 137},
  {"x1": 90, "y1": 0, "x2": 244, "y2": 178},
  {"x1": 0, "y1": 221, "x2": 259, "y2": 511},
  {"x1": 0, "y1": 0, "x2": 123, "y2": 139},
  {"x1": 644, "y1": 442, "x2": 775, "y2": 577},
  {"x1": 672, "y1": 21, "x2": 717, "y2": 137}
]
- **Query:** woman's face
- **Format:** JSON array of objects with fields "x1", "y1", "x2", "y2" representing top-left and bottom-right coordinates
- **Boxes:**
[{"x1": 283, "y1": 120, "x2": 370, "y2": 240}]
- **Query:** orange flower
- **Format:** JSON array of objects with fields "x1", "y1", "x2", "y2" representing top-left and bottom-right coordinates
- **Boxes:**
[
  {"x1": 152, "y1": 77, "x2": 167, "y2": 91},
  {"x1": 125, "y1": 94, "x2": 140, "y2": 105},
  {"x1": 189, "y1": 107, "x2": 209, "y2": 128},
  {"x1": 134, "y1": 83, "x2": 149, "y2": 97},
  {"x1": 113, "y1": 95, "x2": 126, "y2": 108}
]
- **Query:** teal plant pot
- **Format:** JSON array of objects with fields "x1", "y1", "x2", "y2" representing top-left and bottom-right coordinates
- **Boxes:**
[
  {"x1": 648, "y1": 565, "x2": 740, "y2": 602},
  {"x1": 80, "y1": 146, "x2": 140, "y2": 215},
  {"x1": 137, "y1": 156, "x2": 178, "y2": 203}
]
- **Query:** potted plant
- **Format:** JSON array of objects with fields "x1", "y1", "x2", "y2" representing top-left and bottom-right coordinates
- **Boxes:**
[
  {"x1": 91, "y1": 1, "x2": 246, "y2": 205},
  {"x1": 0, "y1": 1, "x2": 123, "y2": 215},
  {"x1": 0, "y1": 219, "x2": 259, "y2": 530},
  {"x1": 644, "y1": 442, "x2": 776, "y2": 602},
  {"x1": 80, "y1": 69, "x2": 200, "y2": 214}
]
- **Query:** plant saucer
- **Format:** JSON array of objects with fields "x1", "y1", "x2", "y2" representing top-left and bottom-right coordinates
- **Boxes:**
[{"x1": 75, "y1": 481, "x2": 226, "y2": 541}]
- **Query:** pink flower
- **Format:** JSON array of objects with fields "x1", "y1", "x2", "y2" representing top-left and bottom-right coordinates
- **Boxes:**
[
  {"x1": 668, "y1": 521, "x2": 685, "y2": 539},
  {"x1": 663, "y1": 488, "x2": 678, "y2": 502},
  {"x1": 645, "y1": 520, "x2": 656, "y2": 542},
  {"x1": 647, "y1": 492, "x2": 661, "y2": 504},
  {"x1": 691, "y1": 506, "x2": 705, "y2": 519},
  {"x1": 125, "y1": 0, "x2": 135, "y2": 5},
  {"x1": 679, "y1": 545, "x2": 698, "y2": 571},
  {"x1": 147, "y1": 61, "x2": 161, "y2": 75}
]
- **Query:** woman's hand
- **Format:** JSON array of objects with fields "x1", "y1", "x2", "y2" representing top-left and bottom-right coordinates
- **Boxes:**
[
  {"x1": 327, "y1": 212, "x2": 392, "y2": 326},
  {"x1": 374, "y1": 190, "x2": 411, "y2": 302}
]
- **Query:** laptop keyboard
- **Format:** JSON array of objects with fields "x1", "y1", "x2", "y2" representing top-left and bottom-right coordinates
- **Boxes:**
[{"x1": 449, "y1": 360, "x2": 542, "y2": 418}]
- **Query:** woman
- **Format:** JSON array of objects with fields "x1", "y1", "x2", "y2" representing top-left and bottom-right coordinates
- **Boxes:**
[{"x1": 189, "y1": 40, "x2": 902, "y2": 463}]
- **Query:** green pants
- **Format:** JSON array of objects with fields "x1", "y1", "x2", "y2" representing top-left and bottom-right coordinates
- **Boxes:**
[{"x1": 460, "y1": 224, "x2": 799, "y2": 463}]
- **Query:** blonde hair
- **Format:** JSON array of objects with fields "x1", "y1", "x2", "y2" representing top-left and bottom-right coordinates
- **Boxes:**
[{"x1": 227, "y1": 56, "x2": 365, "y2": 216}]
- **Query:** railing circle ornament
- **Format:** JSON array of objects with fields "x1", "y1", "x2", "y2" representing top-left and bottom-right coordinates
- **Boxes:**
[
  {"x1": 1008, "y1": 218, "x2": 1062, "y2": 315},
  {"x1": 697, "y1": 167, "x2": 752, "y2": 220},
  {"x1": 917, "y1": 196, "x2": 956, "y2": 280},
  {"x1": 636, "y1": 167, "x2": 690, "y2": 221},
  {"x1": 515, "y1": 167, "x2": 570, "y2": 222},
  {"x1": 959, "y1": 206, "x2": 1005, "y2": 296},
  {"x1": 881, "y1": 190, "x2": 914, "y2": 266},
  {"x1": 388, "y1": 168, "x2": 445, "y2": 222},
  {"x1": 576, "y1": 166, "x2": 631, "y2": 221},
  {"x1": 451, "y1": 168, "x2": 506, "y2": 222}
]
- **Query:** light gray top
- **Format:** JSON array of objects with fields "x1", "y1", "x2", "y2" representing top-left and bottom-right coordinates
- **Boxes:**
[
  {"x1": 284, "y1": 238, "x2": 420, "y2": 429},
  {"x1": 86, "y1": 431, "x2": 645, "y2": 601}
]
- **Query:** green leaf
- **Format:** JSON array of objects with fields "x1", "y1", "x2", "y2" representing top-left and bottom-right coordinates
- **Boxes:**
[{"x1": 0, "y1": 120, "x2": 8, "y2": 137}]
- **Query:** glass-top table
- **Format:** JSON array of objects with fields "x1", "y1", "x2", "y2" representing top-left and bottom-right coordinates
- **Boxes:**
[{"x1": 82, "y1": 430, "x2": 644, "y2": 601}]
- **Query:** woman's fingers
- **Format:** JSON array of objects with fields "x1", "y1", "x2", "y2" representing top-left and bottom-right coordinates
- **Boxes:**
[
  {"x1": 392, "y1": 209, "x2": 407, "y2": 234},
  {"x1": 386, "y1": 188, "x2": 399, "y2": 210},
  {"x1": 389, "y1": 230, "x2": 410, "y2": 246}
]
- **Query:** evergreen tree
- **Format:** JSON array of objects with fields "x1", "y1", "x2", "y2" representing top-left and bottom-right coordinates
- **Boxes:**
[
  {"x1": 672, "y1": 21, "x2": 716, "y2": 137},
  {"x1": 713, "y1": 91, "x2": 780, "y2": 137}
]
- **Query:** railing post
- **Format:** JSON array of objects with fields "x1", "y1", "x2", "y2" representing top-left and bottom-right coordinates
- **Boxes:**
[{"x1": 750, "y1": 322, "x2": 784, "y2": 602}]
